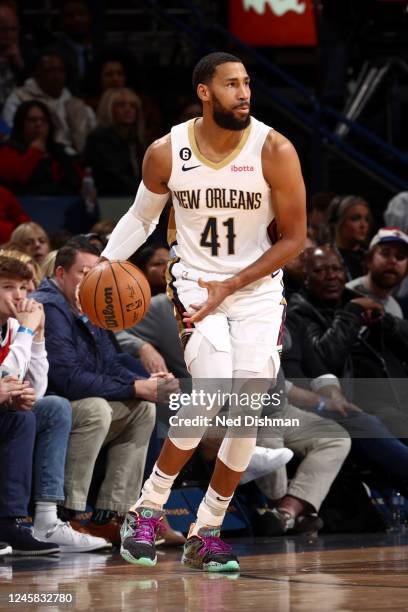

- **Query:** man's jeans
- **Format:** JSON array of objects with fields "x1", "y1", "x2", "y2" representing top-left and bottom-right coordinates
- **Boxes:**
[{"x1": 32, "y1": 396, "x2": 72, "y2": 502}]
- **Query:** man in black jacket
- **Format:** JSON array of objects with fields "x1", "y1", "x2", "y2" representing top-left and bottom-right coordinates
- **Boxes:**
[{"x1": 285, "y1": 245, "x2": 408, "y2": 439}]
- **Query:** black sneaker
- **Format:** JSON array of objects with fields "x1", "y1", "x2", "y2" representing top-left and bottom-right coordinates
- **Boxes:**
[
  {"x1": 120, "y1": 508, "x2": 164, "y2": 566},
  {"x1": 253, "y1": 507, "x2": 295, "y2": 536},
  {"x1": 182, "y1": 524, "x2": 240, "y2": 572},
  {"x1": 0, "y1": 541, "x2": 11, "y2": 556},
  {"x1": 293, "y1": 513, "x2": 324, "y2": 535},
  {"x1": 0, "y1": 520, "x2": 60, "y2": 556}
]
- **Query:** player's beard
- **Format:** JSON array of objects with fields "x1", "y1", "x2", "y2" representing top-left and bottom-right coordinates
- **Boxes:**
[{"x1": 212, "y1": 94, "x2": 251, "y2": 131}]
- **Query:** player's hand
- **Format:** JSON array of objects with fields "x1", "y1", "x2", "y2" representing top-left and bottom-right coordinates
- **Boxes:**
[
  {"x1": 183, "y1": 278, "x2": 233, "y2": 324},
  {"x1": 11, "y1": 382, "x2": 36, "y2": 411},
  {"x1": 139, "y1": 343, "x2": 169, "y2": 374}
]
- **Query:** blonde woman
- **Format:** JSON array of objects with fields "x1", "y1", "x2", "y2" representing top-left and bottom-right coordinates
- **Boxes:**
[
  {"x1": 83, "y1": 87, "x2": 146, "y2": 195},
  {"x1": 8, "y1": 222, "x2": 50, "y2": 264}
]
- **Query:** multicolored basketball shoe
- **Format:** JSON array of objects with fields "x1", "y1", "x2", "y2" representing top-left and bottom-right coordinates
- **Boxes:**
[
  {"x1": 120, "y1": 507, "x2": 164, "y2": 567},
  {"x1": 182, "y1": 524, "x2": 240, "y2": 572}
]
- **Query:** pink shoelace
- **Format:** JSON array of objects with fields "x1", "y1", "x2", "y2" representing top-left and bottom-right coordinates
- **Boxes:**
[
  {"x1": 134, "y1": 516, "x2": 163, "y2": 544},
  {"x1": 198, "y1": 535, "x2": 232, "y2": 557}
]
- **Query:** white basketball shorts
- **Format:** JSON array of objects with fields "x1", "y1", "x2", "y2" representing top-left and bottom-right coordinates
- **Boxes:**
[{"x1": 167, "y1": 258, "x2": 286, "y2": 374}]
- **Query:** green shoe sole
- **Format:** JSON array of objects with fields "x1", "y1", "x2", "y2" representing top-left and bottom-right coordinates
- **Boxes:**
[
  {"x1": 206, "y1": 560, "x2": 240, "y2": 573},
  {"x1": 182, "y1": 556, "x2": 240, "y2": 573},
  {"x1": 120, "y1": 547, "x2": 157, "y2": 567}
]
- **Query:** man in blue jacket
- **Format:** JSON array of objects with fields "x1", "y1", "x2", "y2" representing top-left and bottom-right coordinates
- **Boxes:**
[{"x1": 33, "y1": 242, "x2": 175, "y2": 544}]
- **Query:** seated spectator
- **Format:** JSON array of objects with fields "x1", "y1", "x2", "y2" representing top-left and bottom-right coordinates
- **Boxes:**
[
  {"x1": 0, "y1": 184, "x2": 30, "y2": 241},
  {"x1": 118, "y1": 243, "x2": 189, "y2": 377},
  {"x1": 33, "y1": 242, "x2": 177, "y2": 545},
  {"x1": 384, "y1": 192, "x2": 408, "y2": 313},
  {"x1": 175, "y1": 100, "x2": 202, "y2": 123},
  {"x1": 90, "y1": 219, "x2": 115, "y2": 241},
  {"x1": 198, "y1": 367, "x2": 350, "y2": 536},
  {"x1": 283, "y1": 324, "x2": 408, "y2": 503},
  {"x1": 285, "y1": 245, "x2": 408, "y2": 438},
  {"x1": 83, "y1": 51, "x2": 129, "y2": 111},
  {"x1": 39, "y1": 250, "x2": 57, "y2": 279},
  {"x1": 0, "y1": 2, "x2": 38, "y2": 113},
  {"x1": 0, "y1": 254, "x2": 106, "y2": 552},
  {"x1": 8, "y1": 221, "x2": 50, "y2": 264},
  {"x1": 0, "y1": 378, "x2": 59, "y2": 555},
  {"x1": 255, "y1": 373, "x2": 351, "y2": 535},
  {"x1": 0, "y1": 100, "x2": 83, "y2": 195},
  {"x1": 0, "y1": 248, "x2": 41, "y2": 289},
  {"x1": 307, "y1": 192, "x2": 335, "y2": 243},
  {"x1": 283, "y1": 236, "x2": 315, "y2": 303},
  {"x1": 83, "y1": 87, "x2": 146, "y2": 195},
  {"x1": 2, "y1": 51, "x2": 95, "y2": 154},
  {"x1": 347, "y1": 228, "x2": 408, "y2": 318},
  {"x1": 327, "y1": 195, "x2": 372, "y2": 279},
  {"x1": 51, "y1": 0, "x2": 98, "y2": 96},
  {"x1": 131, "y1": 243, "x2": 169, "y2": 296}
]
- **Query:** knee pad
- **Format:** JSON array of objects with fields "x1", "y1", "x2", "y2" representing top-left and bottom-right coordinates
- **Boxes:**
[{"x1": 217, "y1": 436, "x2": 257, "y2": 473}]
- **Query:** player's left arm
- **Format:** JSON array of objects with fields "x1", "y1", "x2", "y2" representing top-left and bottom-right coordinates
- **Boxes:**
[{"x1": 184, "y1": 133, "x2": 306, "y2": 324}]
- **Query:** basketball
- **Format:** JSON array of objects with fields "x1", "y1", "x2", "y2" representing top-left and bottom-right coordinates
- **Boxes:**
[{"x1": 78, "y1": 260, "x2": 151, "y2": 330}]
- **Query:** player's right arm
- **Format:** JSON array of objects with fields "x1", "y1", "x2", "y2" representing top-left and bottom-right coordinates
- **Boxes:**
[{"x1": 101, "y1": 135, "x2": 172, "y2": 261}]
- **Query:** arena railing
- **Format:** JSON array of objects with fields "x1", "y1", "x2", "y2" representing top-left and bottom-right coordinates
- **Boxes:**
[{"x1": 146, "y1": 0, "x2": 408, "y2": 194}]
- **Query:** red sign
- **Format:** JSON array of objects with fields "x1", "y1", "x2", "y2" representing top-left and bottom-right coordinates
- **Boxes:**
[{"x1": 229, "y1": 0, "x2": 317, "y2": 47}]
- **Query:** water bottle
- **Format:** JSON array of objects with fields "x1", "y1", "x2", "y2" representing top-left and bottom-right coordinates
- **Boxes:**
[
  {"x1": 389, "y1": 491, "x2": 406, "y2": 533},
  {"x1": 82, "y1": 166, "x2": 97, "y2": 214}
]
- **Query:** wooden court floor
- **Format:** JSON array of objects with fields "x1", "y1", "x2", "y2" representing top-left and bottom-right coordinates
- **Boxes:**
[{"x1": 1, "y1": 533, "x2": 408, "y2": 611}]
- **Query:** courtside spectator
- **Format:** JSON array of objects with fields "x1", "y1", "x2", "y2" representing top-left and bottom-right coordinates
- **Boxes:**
[
  {"x1": 0, "y1": 100, "x2": 83, "y2": 195},
  {"x1": 118, "y1": 244, "x2": 189, "y2": 377},
  {"x1": 347, "y1": 228, "x2": 408, "y2": 318},
  {"x1": 286, "y1": 245, "x2": 408, "y2": 438},
  {"x1": 9, "y1": 221, "x2": 50, "y2": 264},
  {"x1": 0, "y1": 379, "x2": 60, "y2": 555},
  {"x1": 33, "y1": 243, "x2": 177, "y2": 545},
  {"x1": 0, "y1": 253, "x2": 108, "y2": 552},
  {"x1": 0, "y1": 248, "x2": 41, "y2": 289}
]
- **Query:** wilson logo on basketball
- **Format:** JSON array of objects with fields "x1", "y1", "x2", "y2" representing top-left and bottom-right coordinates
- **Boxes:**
[{"x1": 102, "y1": 287, "x2": 118, "y2": 328}]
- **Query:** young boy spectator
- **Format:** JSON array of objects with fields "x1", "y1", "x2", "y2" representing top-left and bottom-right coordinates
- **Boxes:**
[{"x1": 0, "y1": 254, "x2": 109, "y2": 552}]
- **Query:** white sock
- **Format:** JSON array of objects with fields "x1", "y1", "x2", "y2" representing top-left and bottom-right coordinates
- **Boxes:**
[
  {"x1": 34, "y1": 502, "x2": 59, "y2": 531},
  {"x1": 132, "y1": 463, "x2": 177, "y2": 510},
  {"x1": 191, "y1": 485, "x2": 233, "y2": 536}
]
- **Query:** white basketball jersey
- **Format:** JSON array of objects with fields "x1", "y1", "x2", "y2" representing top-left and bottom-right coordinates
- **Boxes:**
[{"x1": 167, "y1": 117, "x2": 278, "y2": 275}]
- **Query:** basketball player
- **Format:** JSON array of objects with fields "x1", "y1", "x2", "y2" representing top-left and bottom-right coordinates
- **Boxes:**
[{"x1": 100, "y1": 52, "x2": 306, "y2": 571}]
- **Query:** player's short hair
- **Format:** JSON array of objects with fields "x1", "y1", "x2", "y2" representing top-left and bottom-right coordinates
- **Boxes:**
[
  {"x1": 55, "y1": 243, "x2": 100, "y2": 272},
  {"x1": 192, "y1": 52, "x2": 243, "y2": 92},
  {"x1": 0, "y1": 255, "x2": 32, "y2": 281}
]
